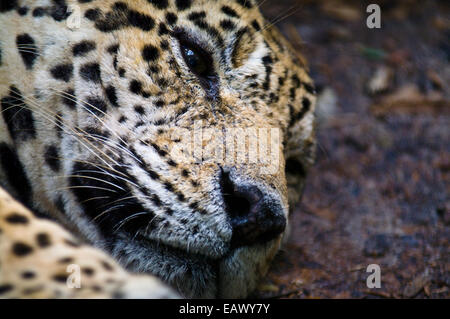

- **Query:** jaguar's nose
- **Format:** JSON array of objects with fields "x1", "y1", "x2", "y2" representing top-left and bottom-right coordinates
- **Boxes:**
[{"x1": 220, "y1": 170, "x2": 286, "y2": 248}]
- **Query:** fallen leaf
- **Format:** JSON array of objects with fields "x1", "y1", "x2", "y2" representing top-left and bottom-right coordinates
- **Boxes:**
[
  {"x1": 424, "y1": 285, "x2": 431, "y2": 297},
  {"x1": 426, "y1": 70, "x2": 444, "y2": 90},
  {"x1": 371, "y1": 85, "x2": 449, "y2": 116},
  {"x1": 367, "y1": 66, "x2": 394, "y2": 95},
  {"x1": 321, "y1": 1, "x2": 361, "y2": 22},
  {"x1": 257, "y1": 284, "x2": 280, "y2": 293},
  {"x1": 402, "y1": 269, "x2": 432, "y2": 298}
]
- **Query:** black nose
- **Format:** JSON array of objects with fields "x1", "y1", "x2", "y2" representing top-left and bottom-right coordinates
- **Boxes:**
[{"x1": 220, "y1": 171, "x2": 286, "y2": 248}]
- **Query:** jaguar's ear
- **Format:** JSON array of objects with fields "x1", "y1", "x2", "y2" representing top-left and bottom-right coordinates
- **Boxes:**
[{"x1": 284, "y1": 97, "x2": 317, "y2": 209}]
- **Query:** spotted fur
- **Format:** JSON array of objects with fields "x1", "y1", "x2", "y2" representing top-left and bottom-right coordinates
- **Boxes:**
[{"x1": 0, "y1": 0, "x2": 316, "y2": 298}]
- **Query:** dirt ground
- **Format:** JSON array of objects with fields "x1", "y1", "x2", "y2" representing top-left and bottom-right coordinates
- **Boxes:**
[{"x1": 255, "y1": 0, "x2": 449, "y2": 299}]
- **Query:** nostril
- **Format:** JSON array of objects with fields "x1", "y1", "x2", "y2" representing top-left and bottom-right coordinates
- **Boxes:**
[
  {"x1": 225, "y1": 193, "x2": 251, "y2": 218},
  {"x1": 220, "y1": 171, "x2": 261, "y2": 218},
  {"x1": 219, "y1": 170, "x2": 286, "y2": 248}
]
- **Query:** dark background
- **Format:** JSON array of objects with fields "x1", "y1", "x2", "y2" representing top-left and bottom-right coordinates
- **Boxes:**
[{"x1": 256, "y1": 0, "x2": 449, "y2": 298}]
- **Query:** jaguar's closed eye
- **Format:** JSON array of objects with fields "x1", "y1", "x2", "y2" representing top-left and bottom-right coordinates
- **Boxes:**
[
  {"x1": 181, "y1": 43, "x2": 209, "y2": 77},
  {"x1": 175, "y1": 32, "x2": 214, "y2": 79}
]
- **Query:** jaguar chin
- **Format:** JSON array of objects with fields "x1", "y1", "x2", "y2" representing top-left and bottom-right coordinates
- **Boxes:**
[{"x1": 111, "y1": 233, "x2": 283, "y2": 298}]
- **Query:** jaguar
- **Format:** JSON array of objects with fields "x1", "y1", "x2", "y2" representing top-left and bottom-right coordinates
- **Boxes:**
[{"x1": 0, "y1": 0, "x2": 316, "y2": 298}]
